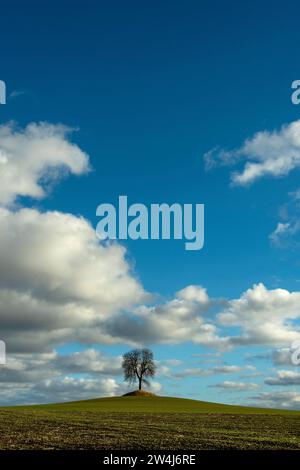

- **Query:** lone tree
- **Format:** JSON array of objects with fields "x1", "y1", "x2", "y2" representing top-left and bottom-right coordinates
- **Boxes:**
[{"x1": 122, "y1": 348, "x2": 156, "y2": 391}]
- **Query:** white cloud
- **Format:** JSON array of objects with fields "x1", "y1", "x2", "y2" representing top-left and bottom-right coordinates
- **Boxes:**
[
  {"x1": 218, "y1": 283, "x2": 300, "y2": 347},
  {"x1": 269, "y1": 190, "x2": 300, "y2": 248},
  {"x1": 210, "y1": 381, "x2": 259, "y2": 391},
  {"x1": 271, "y1": 348, "x2": 294, "y2": 366},
  {"x1": 214, "y1": 364, "x2": 256, "y2": 374},
  {"x1": 0, "y1": 349, "x2": 121, "y2": 385},
  {"x1": 269, "y1": 223, "x2": 293, "y2": 246},
  {"x1": 36, "y1": 373, "x2": 162, "y2": 404},
  {"x1": 0, "y1": 347, "x2": 163, "y2": 404},
  {"x1": 0, "y1": 120, "x2": 166, "y2": 404},
  {"x1": 250, "y1": 391, "x2": 300, "y2": 409},
  {"x1": 55, "y1": 349, "x2": 122, "y2": 375},
  {"x1": 174, "y1": 364, "x2": 255, "y2": 378},
  {"x1": 0, "y1": 122, "x2": 90, "y2": 206},
  {"x1": 176, "y1": 285, "x2": 210, "y2": 304},
  {"x1": 204, "y1": 120, "x2": 300, "y2": 185},
  {"x1": 174, "y1": 368, "x2": 213, "y2": 378},
  {"x1": 105, "y1": 286, "x2": 229, "y2": 348},
  {"x1": 0, "y1": 207, "x2": 145, "y2": 353},
  {"x1": 0, "y1": 352, "x2": 57, "y2": 383},
  {"x1": 162, "y1": 359, "x2": 183, "y2": 367},
  {"x1": 35, "y1": 376, "x2": 120, "y2": 402},
  {"x1": 265, "y1": 370, "x2": 300, "y2": 386},
  {"x1": 149, "y1": 381, "x2": 163, "y2": 394}
]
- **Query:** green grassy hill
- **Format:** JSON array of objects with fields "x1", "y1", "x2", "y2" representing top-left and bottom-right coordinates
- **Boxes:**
[
  {"x1": 1, "y1": 395, "x2": 300, "y2": 450},
  {"x1": 9, "y1": 394, "x2": 300, "y2": 414}
]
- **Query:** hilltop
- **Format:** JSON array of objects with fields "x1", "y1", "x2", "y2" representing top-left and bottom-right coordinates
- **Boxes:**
[
  {"x1": 122, "y1": 389, "x2": 156, "y2": 397},
  {"x1": 12, "y1": 393, "x2": 299, "y2": 415}
]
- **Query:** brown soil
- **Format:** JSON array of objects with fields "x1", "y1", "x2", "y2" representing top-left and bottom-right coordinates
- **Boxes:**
[{"x1": 122, "y1": 390, "x2": 157, "y2": 397}]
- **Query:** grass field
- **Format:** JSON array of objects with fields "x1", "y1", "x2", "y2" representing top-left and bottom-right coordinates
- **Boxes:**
[{"x1": 1, "y1": 395, "x2": 300, "y2": 450}]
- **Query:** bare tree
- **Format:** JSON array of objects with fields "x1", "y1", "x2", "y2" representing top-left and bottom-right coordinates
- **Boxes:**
[{"x1": 122, "y1": 348, "x2": 156, "y2": 391}]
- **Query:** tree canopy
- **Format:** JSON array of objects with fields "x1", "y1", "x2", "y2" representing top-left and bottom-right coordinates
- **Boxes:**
[{"x1": 122, "y1": 348, "x2": 156, "y2": 391}]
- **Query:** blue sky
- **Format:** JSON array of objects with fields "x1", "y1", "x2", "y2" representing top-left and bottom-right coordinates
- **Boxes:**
[{"x1": 1, "y1": 0, "x2": 300, "y2": 408}]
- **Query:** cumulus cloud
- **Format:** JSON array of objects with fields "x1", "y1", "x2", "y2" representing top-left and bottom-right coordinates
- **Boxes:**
[
  {"x1": 0, "y1": 207, "x2": 143, "y2": 308},
  {"x1": 174, "y1": 368, "x2": 213, "y2": 378},
  {"x1": 35, "y1": 376, "x2": 120, "y2": 402},
  {"x1": 214, "y1": 364, "x2": 256, "y2": 374},
  {"x1": 0, "y1": 207, "x2": 145, "y2": 353},
  {"x1": 0, "y1": 120, "x2": 162, "y2": 404},
  {"x1": 210, "y1": 381, "x2": 259, "y2": 391},
  {"x1": 204, "y1": 120, "x2": 300, "y2": 185},
  {"x1": 246, "y1": 347, "x2": 298, "y2": 366},
  {"x1": 55, "y1": 349, "x2": 122, "y2": 375},
  {"x1": 105, "y1": 286, "x2": 229, "y2": 348},
  {"x1": 250, "y1": 391, "x2": 300, "y2": 410},
  {"x1": 0, "y1": 352, "x2": 58, "y2": 383},
  {"x1": 0, "y1": 258, "x2": 229, "y2": 352},
  {"x1": 35, "y1": 376, "x2": 162, "y2": 404},
  {"x1": 264, "y1": 370, "x2": 300, "y2": 386},
  {"x1": 176, "y1": 285, "x2": 210, "y2": 303},
  {"x1": 218, "y1": 283, "x2": 300, "y2": 347},
  {"x1": 174, "y1": 364, "x2": 255, "y2": 378},
  {"x1": 162, "y1": 359, "x2": 183, "y2": 367},
  {"x1": 0, "y1": 122, "x2": 90, "y2": 206},
  {"x1": 0, "y1": 349, "x2": 122, "y2": 385},
  {"x1": 0, "y1": 348, "x2": 162, "y2": 404},
  {"x1": 271, "y1": 348, "x2": 295, "y2": 366}
]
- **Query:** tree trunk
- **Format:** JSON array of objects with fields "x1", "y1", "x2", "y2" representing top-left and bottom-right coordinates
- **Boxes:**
[{"x1": 138, "y1": 376, "x2": 142, "y2": 390}]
